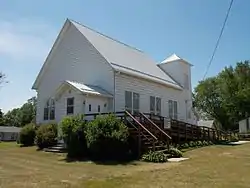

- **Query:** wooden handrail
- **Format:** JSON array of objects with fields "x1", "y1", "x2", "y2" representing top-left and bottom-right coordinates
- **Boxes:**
[
  {"x1": 140, "y1": 112, "x2": 172, "y2": 140},
  {"x1": 125, "y1": 111, "x2": 158, "y2": 141}
]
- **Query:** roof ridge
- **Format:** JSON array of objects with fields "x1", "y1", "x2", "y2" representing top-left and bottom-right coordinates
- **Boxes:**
[{"x1": 69, "y1": 19, "x2": 144, "y2": 53}]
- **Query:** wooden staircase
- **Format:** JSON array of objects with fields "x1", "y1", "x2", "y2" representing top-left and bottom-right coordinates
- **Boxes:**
[{"x1": 123, "y1": 111, "x2": 171, "y2": 155}]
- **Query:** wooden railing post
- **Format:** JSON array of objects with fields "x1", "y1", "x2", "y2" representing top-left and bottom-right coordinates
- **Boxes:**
[{"x1": 138, "y1": 124, "x2": 141, "y2": 157}]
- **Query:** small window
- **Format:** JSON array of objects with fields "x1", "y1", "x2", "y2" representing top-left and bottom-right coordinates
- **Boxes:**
[
  {"x1": 67, "y1": 97, "x2": 74, "y2": 115},
  {"x1": 133, "y1": 92, "x2": 140, "y2": 114},
  {"x1": 150, "y1": 96, "x2": 155, "y2": 114},
  {"x1": 98, "y1": 105, "x2": 100, "y2": 112},
  {"x1": 49, "y1": 99, "x2": 55, "y2": 120},
  {"x1": 168, "y1": 100, "x2": 173, "y2": 119},
  {"x1": 156, "y1": 97, "x2": 161, "y2": 115},
  {"x1": 89, "y1": 104, "x2": 92, "y2": 112},
  {"x1": 125, "y1": 91, "x2": 132, "y2": 112},
  {"x1": 44, "y1": 100, "x2": 49, "y2": 120},
  {"x1": 173, "y1": 101, "x2": 178, "y2": 119}
]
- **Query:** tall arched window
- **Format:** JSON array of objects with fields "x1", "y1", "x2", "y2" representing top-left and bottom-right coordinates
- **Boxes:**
[{"x1": 44, "y1": 98, "x2": 55, "y2": 120}]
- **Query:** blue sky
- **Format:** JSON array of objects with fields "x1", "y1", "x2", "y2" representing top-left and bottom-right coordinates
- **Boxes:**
[{"x1": 0, "y1": 0, "x2": 249, "y2": 112}]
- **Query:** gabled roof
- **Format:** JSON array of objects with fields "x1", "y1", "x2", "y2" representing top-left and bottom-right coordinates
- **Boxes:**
[
  {"x1": 161, "y1": 53, "x2": 193, "y2": 66},
  {"x1": 32, "y1": 19, "x2": 182, "y2": 90},
  {"x1": 55, "y1": 80, "x2": 113, "y2": 98},
  {"x1": 70, "y1": 20, "x2": 182, "y2": 89}
]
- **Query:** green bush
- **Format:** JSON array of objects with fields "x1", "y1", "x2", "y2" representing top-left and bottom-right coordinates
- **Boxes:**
[
  {"x1": 86, "y1": 114, "x2": 129, "y2": 160},
  {"x1": 167, "y1": 147, "x2": 183, "y2": 158},
  {"x1": 60, "y1": 115, "x2": 87, "y2": 158},
  {"x1": 142, "y1": 151, "x2": 168, "y2": 163},
  {"x1": 229, "y1": 134, "x2": 239, "y2": 142},
  {"x1": 35, "y1": 123, "x2": 57, "y2": 149},
  {"x1": 19, "y1": 123, "x2": 36, "y2": 146},
  {"x1": 208, "y1": 141, "x2": 214, "y2": 145},
  {"x1": 203, "y1": 140, "x2": 209, "y2": 146},
  {"x1": 181, "y1": 143, "x2": 189, "y2": 149},
  {"x1": 189, "y1": 141, "x2": 195, "y2": 147},
  {"x1": 196, "y1": 141, "x2": 203, "y2": 147}
]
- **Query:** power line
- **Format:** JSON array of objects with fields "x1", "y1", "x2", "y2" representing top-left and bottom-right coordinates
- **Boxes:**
[{"x1": 203, "y1": 0, "x2": 234, "y2": 80}]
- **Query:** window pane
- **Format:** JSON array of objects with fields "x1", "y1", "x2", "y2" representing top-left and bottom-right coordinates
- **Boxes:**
[
  {"x1": 98, "y1": 105, "x2": 100, "y2": 112},
  {"x1": 50, "y1": 107, "x2": 55, "y2": 120},
  {"x1": 174, "y1": 101, "x2": 178, "y2": 119},
  {"x1": 44, "y1": 107, "x2": 49, "y2": 120},
  {"x1": 150, "y1": 96, "x2": 155, "y2": 112},
  {"x1": 67, "y1": 106, "x2": 74, "y2": 114},
  {"x1": 89, "y1": 104, "x2": 92, "y2": 112},
  {"x1": 156, "y1": 97, "x2": 161, "y2": 115},
  {"x1": 67, "y1": 97, "x2": 74, "y2": 106},
  {"x1": 125, "y1": 91, "x2": 132, "y2": 110},
  {"x1": 133, "y1": 92, "x2": 140, "y2": 111},
  {"x1": 168, "y1": 100, "x2": 173, "y2": 118}
]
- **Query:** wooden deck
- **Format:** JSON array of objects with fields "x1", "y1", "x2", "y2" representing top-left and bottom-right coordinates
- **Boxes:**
[{"x1": 84, "y1": 111, "x2": 231, "y2": 154}]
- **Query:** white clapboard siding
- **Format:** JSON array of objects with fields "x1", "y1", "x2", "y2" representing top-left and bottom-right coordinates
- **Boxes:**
[
  {"x1": 36, "y1": 21, "x2": 114, "y2": 124},
  {"x1": 114, "y1": 72, "x2": 187, "y2": 121}
]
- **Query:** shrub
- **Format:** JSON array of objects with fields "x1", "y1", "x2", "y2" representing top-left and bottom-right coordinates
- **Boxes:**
[
  {"x1": 229, "y1": 134, "x2": 239, "y2": 142},
  {"x1": 208, "y1": 141, "x2": 214, "y2": 145},
  {"x1": 181, "y1": 143, "x2": 189, "y2": 149},
  {"x1": 86, "y1": 114, "x2": 129, "y2": 160},
  {"x1": 189, "y1": 141, "x2": 195, "y2": 147},
  {"x1": 60, "y1": 115, "x2": 87, "y2": 158},
  {"x1": 35, "y1": 123, "x2": 57, "y2": 149},
  {"x1": 167, "y1": 147, "x2": 183, "y2": 158},
  {"x1": 203, "y1": 140, "x2": 209, "y2": 146},
  {"x1": 19, "y1": 123, "x2": 36, "y2": 146},
  {"x1": 142, "y1": 151, "x2": 168, "y2": 163},
  {"x1": 197, "y1": 141, "x2": 203, "y2": 147}
]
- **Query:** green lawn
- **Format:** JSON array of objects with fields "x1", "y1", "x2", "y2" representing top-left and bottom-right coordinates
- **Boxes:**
[{"x1": 1, "y1": 142, "x2": 250, "y2": 188}]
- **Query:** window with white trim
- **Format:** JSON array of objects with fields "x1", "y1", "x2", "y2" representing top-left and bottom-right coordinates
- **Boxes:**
[
  {"x1": 133, "y1": 92, "x2": 140, "y2": 114},
  {"x1": 150, "y1": 96, "x2": 161, "y2": 115},
  {"x1": 168, "y1": 100, "x2": 178, "y2": 119},
  {"x1": 125, "y1": 91, "x2": 140, "y2": 114},
  {"x1": 44, "y1": 99, "x2": 55, "y2": 120},
  {"x1": 67, "y1": 97, "x2": 74, "y2": 115}
]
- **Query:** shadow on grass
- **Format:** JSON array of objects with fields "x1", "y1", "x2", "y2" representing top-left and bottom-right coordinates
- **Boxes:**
[{"x1": 59, "y1": 155, "x2": 138, "y2": 166}]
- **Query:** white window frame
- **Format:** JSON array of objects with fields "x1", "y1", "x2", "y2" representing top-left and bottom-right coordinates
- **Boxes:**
[
  {"x1": 168, "y1": 100, "x2": 178, "y2": 119},
  {"x1": 67, "y1": 97, "x2": 74, "y2": 115},
  {"x1": 125, "y1": 91, "x2": 140, "y2": 114},
  {"x1": 150, "y1": 96, "x2": 161, "y2": 115},
  {"x1": 44, "y1": 98, "x2": 55, "y2": 120}
]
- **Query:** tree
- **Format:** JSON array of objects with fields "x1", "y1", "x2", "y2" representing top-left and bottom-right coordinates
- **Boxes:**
[
  {"x1": 0, "y1": 109, "x2": 4, "y2": 126},
  {"x1": 2, "y1": 96, "x2": 37, "y2": 127},
  {"x1": 193, "y1": 61, "x2": 250, "y2": 131}
]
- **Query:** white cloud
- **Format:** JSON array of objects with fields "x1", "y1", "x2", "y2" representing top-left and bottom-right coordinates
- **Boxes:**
[{"x1": 0, "y1": 19, "x2": 56, "y2": 60}]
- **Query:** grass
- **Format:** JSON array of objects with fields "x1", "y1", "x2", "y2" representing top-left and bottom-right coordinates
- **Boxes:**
[{"x1": 1, "y1": 142, "x2": 250, "y2": 188}]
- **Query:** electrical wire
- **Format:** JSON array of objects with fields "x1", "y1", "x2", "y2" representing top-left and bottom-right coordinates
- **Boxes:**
[{"x1": 203, "y1": 0, "x2": 234, "y2": 80}]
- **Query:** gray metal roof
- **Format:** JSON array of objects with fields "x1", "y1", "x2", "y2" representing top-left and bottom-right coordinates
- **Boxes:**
[
  {"x1": 66, "y1": 80, "x2": 113, "y2": 97},
  {"x1": 0, "y1": 126, "x2": 21, "y2": 133},
  {"x1": 71, "y1": 20, "x2": 181, "y2": 89}
]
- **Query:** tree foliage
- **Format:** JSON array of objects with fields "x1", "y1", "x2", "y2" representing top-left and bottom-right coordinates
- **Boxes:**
[
  {"x1": 1, "y1": 97, "x2": 36, "y2": 127},
  {"x1": 193, "y1": 61, "x2": 250, "y2": 130}
]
